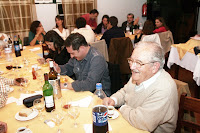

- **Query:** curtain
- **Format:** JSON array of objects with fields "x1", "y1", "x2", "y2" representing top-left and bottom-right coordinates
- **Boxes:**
[
  {"x1": 0, "y1": 0, "x2": 36, "y2": 43},
  {"x1": 62, "y1": 0, "x2": 97, "y2": 33}
]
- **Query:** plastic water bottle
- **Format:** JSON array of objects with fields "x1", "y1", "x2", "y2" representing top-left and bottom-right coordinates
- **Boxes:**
[
  {"x1": 94, "y1": 83, "x2": 107, "y2": 99},
  {"x1": 139, "y1": 22, "x2": 143, "y2": 30},
  {"x1": 4, "y1": 47, "x2": 13, "y2": 62}
]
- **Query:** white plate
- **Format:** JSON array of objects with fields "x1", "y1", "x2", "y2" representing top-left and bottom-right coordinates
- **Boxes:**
[
  {"x1": 15, "y1": 109, "x2": 38, "y2": 121},
  {"x1": 108, "y1": 110, "x2": 119, "y2": 120},
  {"x1": 16, "y1": 127, "x2": 32, "y2": 133}
]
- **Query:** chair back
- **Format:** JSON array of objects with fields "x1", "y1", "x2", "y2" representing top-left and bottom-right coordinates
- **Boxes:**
[
  {"x1": 158, "y1": 30, "x2": 174, "y2": 54},
  {"x1": 90, "y1": 39, "x2": 109, "y2": 61},
  {"x1": 175, "y1": 93, "x2": 200, "y2": 132},
  {"x1": 109, "y1": 37, "x2": 133, "y2": 75},
  {"x1": 23, "y1": 37, "x2": 29, "y2": 46},
  {"x1": 107, "y1": 62, "x2": 123, "y2": 94},
  {"x1": 42, "y1": 44, "x2": 49, "y2": 59}
]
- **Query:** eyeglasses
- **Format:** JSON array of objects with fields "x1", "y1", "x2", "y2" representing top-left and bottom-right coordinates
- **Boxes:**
[{"x1": 127, "y1": 58, "x2": 155, "y2": 68}]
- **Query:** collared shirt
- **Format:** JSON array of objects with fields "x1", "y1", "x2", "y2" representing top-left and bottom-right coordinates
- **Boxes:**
[
  {"x1": 81, "y1": 13, "x2": 97, "y2": 29},
  {"x1": 0, "y1": 77, "x2": 14, "y2": 108},
  {"x1": 111, "y1": 70, "x2": 161, "y2": 105},
  {"x1": 59, "y1": 46, "x2": 111, "y2": 96}
]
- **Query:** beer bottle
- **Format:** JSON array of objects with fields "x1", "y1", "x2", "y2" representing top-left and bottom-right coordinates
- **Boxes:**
[
  {"x1": 13, "y1": 35, "x2": 21, "y2": 57},
  {"x1": 18, "y1": 35, "x2": 23, "y2": 51},
  {"x1": 43, "y1": 73, "x2": 55, "y2": 112}
]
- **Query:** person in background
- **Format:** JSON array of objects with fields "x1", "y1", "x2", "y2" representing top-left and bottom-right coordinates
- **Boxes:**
[
  {"x1": 0, "y1": 121, "x2": 7, "y2": 133},
  {"x1": 121, "y1": 13, "x2": 139, "y2": 32},
  {"x1": 38, "y1": 30, "x2": 70, "y2": 65},
  {"x1": 101, "y1": 16, "x2": 125, "y2": 48},
  {"x1": 153, "y1": 17, "x2": 169, "y2": 33},
  {"x1": 0, "y1": 76, "x2": 26, "y2": 108},
  {"x1": 29, "y1": 20, "x2": 46, "y2": 46},
  {"x1": 53, "y1": 15, "x2": 69, "y2": 40},
  {"x1": 53, "y1": 33, "x2": 111, "y2": 96},
  {"x1": 94, "y1": 15, "x2": 109, "y2": 34},
  {"x1": 0, "y1": 33, "x2": 8, "y2": 42},
  {"x1": 134, "y1": 20, "x2": 161, "y2": 47},
  {"x1": 81, "y1": 9, "x2": 99, "y2": 30},
  {"x1": 103, "y1": 42, "x2": 178, "y2": 132},
  {"x1": 71, "y1": 17, "x2": 95, "y2": 43}
]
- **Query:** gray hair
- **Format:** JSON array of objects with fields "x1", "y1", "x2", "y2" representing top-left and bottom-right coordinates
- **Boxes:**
[{"x1": 136, "y1": 41, "x2": 165, "y2": 69}]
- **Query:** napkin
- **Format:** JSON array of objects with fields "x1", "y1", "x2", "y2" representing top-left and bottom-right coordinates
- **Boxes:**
[
  {"x1": 17, "y1": 91, "x2": 43, "y2": 105},
  {"x1": 6, "y1": 97, "x2": 18, "y2": 105},
  {"x1": 84, "y1": 123, "x2": 112, "y2": 133},
  {"x1": 29, "y1": 47, "x2": 41, "y2": 52},
  {"x1": 69, "y1": 96, "x2": 92, "y2": 107}
]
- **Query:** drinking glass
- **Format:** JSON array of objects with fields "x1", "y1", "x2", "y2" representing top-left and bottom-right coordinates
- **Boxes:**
[
  {"x1": 0, "y1": 44, "x2": 4, "y2": 58},
  {"x1": 61, "y1": 98, "x2": 71, "y2": 112},
  {"x1": 68, "y1": 106, "x2": 80, "y2": 128},
  {"x1": 20, "y1": 76, "x2": 30, "y2": 93},
  {"x1": 51, "y1": 109, "x2": 64, "y2": 133},
  {"x1": 33, "y1": 98, "x2": 45, "y2": 120}
]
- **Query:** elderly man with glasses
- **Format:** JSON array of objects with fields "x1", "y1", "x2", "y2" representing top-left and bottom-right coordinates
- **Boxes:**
[{"x1": 103, "y1": 42, "x2": 178, "y2": 133}]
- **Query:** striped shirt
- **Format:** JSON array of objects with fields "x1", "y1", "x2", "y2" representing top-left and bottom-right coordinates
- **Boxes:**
[{"x1": 0, "y1": 76, "x2": 14, "y2": 108}]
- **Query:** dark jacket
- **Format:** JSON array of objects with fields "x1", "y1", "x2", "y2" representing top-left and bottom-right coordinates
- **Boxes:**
[
  {"x1": 47, "y1": 48, "x2": 70, "y2": 65},
  {"x1": 101, "y1": 26, "x2": 125, "y2": 48},
  {"x1": 121, "y1": 21, "x2": 139, "y2": 32},
  {"x1": 95, "y1": 23, "x2": 103, "y2": 34}
]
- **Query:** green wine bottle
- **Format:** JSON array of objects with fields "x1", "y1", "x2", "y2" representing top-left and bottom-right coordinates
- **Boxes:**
[{"x1": 43, "y1": 73, "x2": 55, "y2": 112}]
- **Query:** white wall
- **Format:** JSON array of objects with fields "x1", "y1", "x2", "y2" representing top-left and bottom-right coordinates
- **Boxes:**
[
  {"x1": 35, "y1": 4, "x2": 57, "y2": 32},
  {"x1": 35, "y1": 0, "x2": 147, "y2": 31},
  {"x1": 97, "y1": 0, "x2": 147, "y2": 27}
]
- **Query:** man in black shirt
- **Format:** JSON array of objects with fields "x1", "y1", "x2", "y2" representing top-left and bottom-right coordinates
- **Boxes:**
[
  {"x1": 121, "y1": 13, "x2": 139, "y2": 33},
  {"x1": 101, "y1": 16, "x2": 125, "y2": 48}
]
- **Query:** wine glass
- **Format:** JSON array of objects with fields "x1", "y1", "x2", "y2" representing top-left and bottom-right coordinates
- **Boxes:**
[
  {"x1": 20, "y1": 76, "x2": 30, "y2": 93},
  {"x1": 68, "y1": 106, "x2": 80, "y2": 128},
  {"x1": 51, "y1": 109, "x2": 64, "y2": 133},
  {"x1": 0, "y1": 44, "x2": 4, "y2": 58},
  {"x1": 33, "y1": 98, "x2": 45, "y2": 120},
  {"x1": 61, "y1": 98, "x2": 71, "y2": 112}
]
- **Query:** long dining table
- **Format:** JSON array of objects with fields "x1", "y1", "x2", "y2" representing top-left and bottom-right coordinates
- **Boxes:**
[{"x1": 0, "y1": 45, "x2": 149, "y2": 133}]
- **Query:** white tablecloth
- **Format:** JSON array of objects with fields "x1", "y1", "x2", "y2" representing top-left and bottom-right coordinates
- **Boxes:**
[{"x1": 167, "y1": 46, "x2": 200, "y2": 86}]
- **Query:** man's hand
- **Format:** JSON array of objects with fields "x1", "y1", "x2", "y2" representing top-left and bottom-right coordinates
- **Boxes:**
[
  {"x1": 0, "y1": 121, "x2": 7, "y2": 133},
  {"x1": 134, "y1": 17, "x2": 139, "y2": 25},
  {"x1": 0, "y1": 35, "x2": 5, "y2": 41},
  {"x1": 53, "y1": 62, "x2": 61, "y2": 73},
  {"x1": 103, "y1": 97, "x2": 115, "y2": 106}
]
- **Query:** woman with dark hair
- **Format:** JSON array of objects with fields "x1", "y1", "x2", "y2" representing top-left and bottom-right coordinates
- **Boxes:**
[
  {"x1": 134, "y1": 20, "x2": 161, "y2": 46},
  {"x1": 38, "y1": 30, "x2": 70, "y2": 65},
  {"x1": 53, "y1": 15, "x2": 69, "y2": 40},
  {"x1": 153, "y1": 17, "x2": 169, "y2": 33},
  {"x1": 134, "y1": 20, "x2": 154, "y2": 43},
  {"x1": 94, "y1": 15, "x2": 109, "y2": 34},
  {"x1": 29, "y1": 20, "x2": 46, "y2": 46}
]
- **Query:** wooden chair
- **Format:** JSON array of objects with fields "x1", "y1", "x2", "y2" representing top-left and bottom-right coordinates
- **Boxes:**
[{"x1": 175, "y1": 93, "x2": 200, "y2": 133}]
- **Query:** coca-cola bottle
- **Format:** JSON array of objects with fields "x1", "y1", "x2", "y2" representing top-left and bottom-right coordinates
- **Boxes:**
[{"x1": 13, "y1": 35, "x2": 21, "y2": 57}]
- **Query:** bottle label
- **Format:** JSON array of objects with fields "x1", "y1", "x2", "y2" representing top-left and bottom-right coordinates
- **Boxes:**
[
  {"x1": 49, "y1": 80, "x2": 57, "y2": 94},
  {"x1": 45, "y1": 95, "x2": 54, "y2": 108},
  {"x1": 93, "y1": 105, "x2": 108, "y2": 126},
  {"x1": 14, "y1": 45, "x2": 20, "y2": 51}
]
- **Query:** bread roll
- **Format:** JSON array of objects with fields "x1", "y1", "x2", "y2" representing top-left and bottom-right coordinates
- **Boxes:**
[{"x1": 19, "y1": 108, "x2": 33, "y2": 117}]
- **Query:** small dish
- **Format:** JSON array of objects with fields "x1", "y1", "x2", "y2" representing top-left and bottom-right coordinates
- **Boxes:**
[
  {"x1": 15, "y1": 109, "x2": 38, "y2": 121},
  {"x1": 16, "y1": 127, "x2": 32, "y2": 133},
  {"x1": 108, "y1": 110, "x2": 119, "y2": 120}
]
